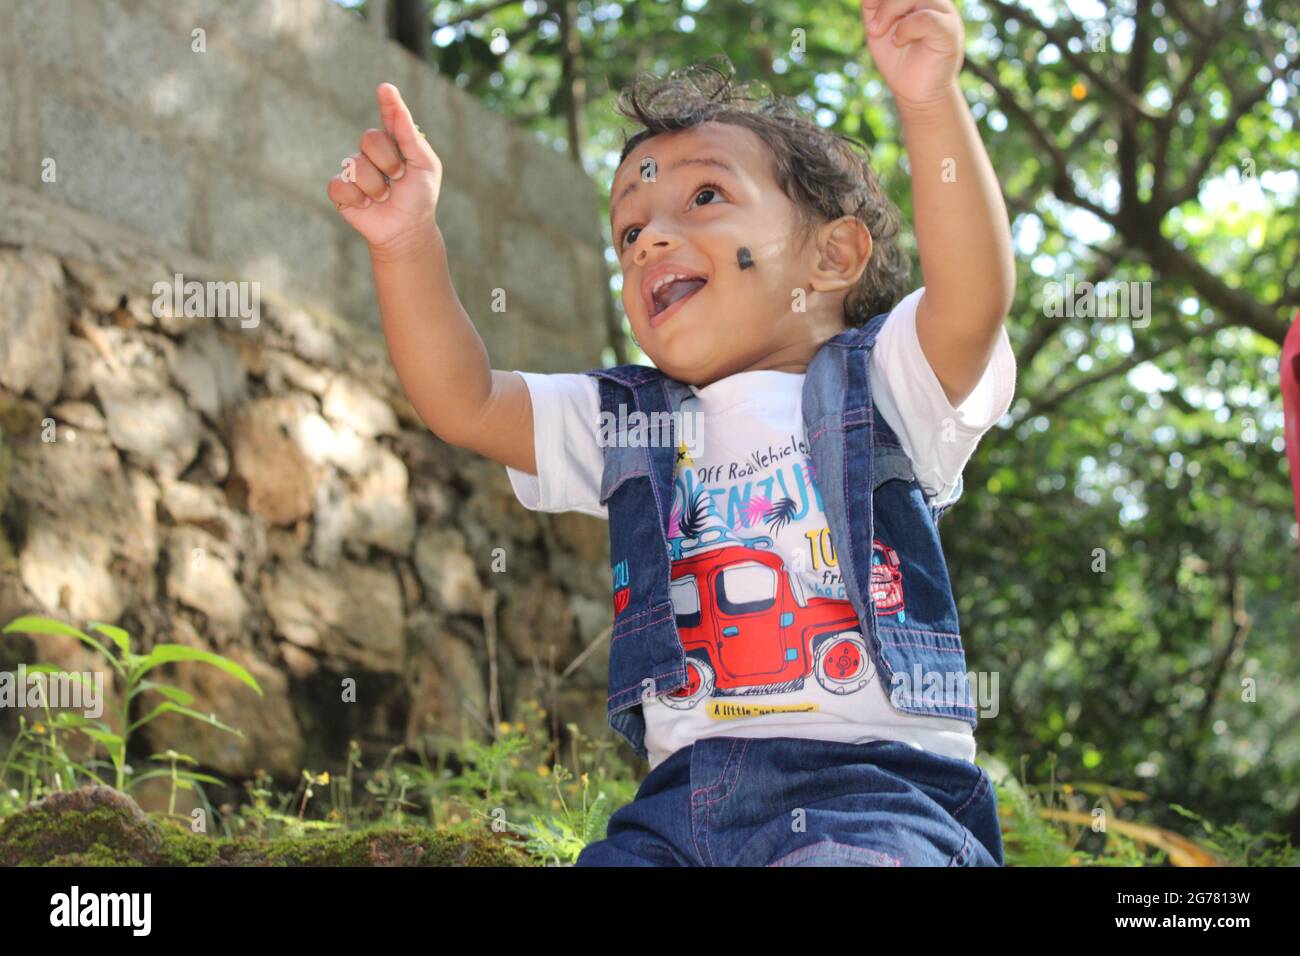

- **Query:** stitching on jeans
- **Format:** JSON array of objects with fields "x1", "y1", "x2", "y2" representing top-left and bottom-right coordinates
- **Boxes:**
[
  {"x1": 876, "y1": 628, "x2": 965, "y2": 641},
  {"x1": 841, "y1": 348, "x2": 861, "y2": 637},
  {"x1": 951, "y1": 769, "x2": 989, "y2": 821},
  {"x1": 609, "y1": 601, "x2": 670, "y2": 631},
  {"x1": 606, "y1": 666, "x2": 681, "y2": 704},
  {"x1": 609, "y1": 609, "x2": 674, "y2": 643},
  {"x1": 770, "y1": 841, "x2": 901, "y2": 867},
  {"x1": 878, "y1": 642, "x2": 969, "y2": 655},
  {"x1": 689, "y1": 739, "x2": 736, "y2": 867},
  {"x1": 947, "y1": 829, "x2": 973, "y2": 867},
  {"x1": 690, "y1": 738, "x2": 739, "y2": 801},
  {"x1": 694, "y1": 738, "x2": 750, "y2": 809},
  {"x1": 690, "y1": 739, "x2": 749, "y2": 866},
  {"x1": 706, "y1": 740, "x2": 741, "y2": 867},
  {"x1": 648, "y1": 378, "x2": 672, "y2": 537}
]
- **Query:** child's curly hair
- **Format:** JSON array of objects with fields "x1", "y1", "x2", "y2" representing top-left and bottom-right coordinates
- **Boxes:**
[{"x1": 615, "y1": 56, "x2": 911, "y2": 326}]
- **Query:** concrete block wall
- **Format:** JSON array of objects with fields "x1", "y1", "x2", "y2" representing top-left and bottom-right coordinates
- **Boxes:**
[{"x1": 0, "y1": 0, "x2": 609, "y2": 373}]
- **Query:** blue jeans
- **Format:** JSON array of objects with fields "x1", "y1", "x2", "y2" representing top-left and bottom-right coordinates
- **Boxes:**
[{"x1": 575, "y1": 736, "x2": 1004, "y2": 866}]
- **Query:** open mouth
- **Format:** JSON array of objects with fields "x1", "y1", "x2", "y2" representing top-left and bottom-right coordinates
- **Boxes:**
[{"x1": 648, "y1": 276, "x2": 708, "y2": 325}]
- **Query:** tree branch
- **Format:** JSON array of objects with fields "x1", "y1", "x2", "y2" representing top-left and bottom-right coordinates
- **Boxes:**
[
  {"x1": 983, "y1": 0, "x2": 1162, "y2": 121},
  {"x1": 556, "y1": 0, "x2": 587, "y2": 167},
  {"x1": 1191, "y1": 558, "x2": 1252, "y2": 745},
  {"x1": 1165, "y1": 0, "x2": 1231, "y2": 113},
  {"x1": 1145, "y1": 232, "x2": 1290, "y2": 344},
  {"x1": 1116, "y1": 0, "x2": 1150, "y2": 228},
  {"x1": 1160, "y1": 46, "x2": 1300, "y2": 213},
  {"x1": 1018, "y1": 243, "x2": 1126, "y2": 371},
  {"x1": 963, "y1": 58, "x2": 1119, "y2": 227},
  {"x1": 1022, "y1": 339, "x2": 1177, "y2": 419}
]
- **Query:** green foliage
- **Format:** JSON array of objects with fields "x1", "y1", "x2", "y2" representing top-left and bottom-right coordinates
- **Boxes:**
[
  {"x1": 381, "y1": 700, "x2": 636, "y2": 863},
  {"x1": 0, "y1": 614, "x2": 261, "y2": 800},
  {"x1": 172, "y1": 696, "x2": 634, "y2": 865},
  {"x1": 2, "y1": 624, "x2": 1290, "y2": 864},
  {"x1": 1168, "y1": 801, "x2": 1299, "y2": 866},
  {"x1": 495, "y1": 763, "x2": 610, "y2": 865}
]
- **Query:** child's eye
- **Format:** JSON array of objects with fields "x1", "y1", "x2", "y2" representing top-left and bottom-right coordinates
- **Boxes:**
[
  {"x1": 618, "y1": 182, "x2": 726, "y2": 252},
  {"x1": 692, "y1": 182, "x2": 725, "y2": 207}
]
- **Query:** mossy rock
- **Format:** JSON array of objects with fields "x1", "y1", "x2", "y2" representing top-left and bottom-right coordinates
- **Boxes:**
[
  {"x1": 0, "y1": 786, "x2": 167, "y2": 866},
  {"x1": 0, "y1": 786, "x2": 537, "y2": 867}
]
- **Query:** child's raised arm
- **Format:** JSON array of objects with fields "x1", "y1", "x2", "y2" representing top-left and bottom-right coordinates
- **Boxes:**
[
  {"x1": 860, "y1": 0, "x2": 1016, "y2": 408},
  {"x1": 327, "y1": 83, "x2": 536, "y2": 475}
]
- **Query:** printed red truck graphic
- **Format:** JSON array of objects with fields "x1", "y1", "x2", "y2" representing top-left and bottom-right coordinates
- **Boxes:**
[{"x1": 662, "y1": 542, "x2": 904, "y2": 710}]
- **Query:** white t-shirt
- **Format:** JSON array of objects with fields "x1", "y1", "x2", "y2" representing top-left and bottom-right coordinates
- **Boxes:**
[{"x1": 504, "y1": 288, "x2": 1016, "y2": 769}]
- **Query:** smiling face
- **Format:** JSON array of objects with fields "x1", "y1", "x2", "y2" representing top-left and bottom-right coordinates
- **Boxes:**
[{"x1": 609, "y1": 121, "x2": 872, "y2": 386}]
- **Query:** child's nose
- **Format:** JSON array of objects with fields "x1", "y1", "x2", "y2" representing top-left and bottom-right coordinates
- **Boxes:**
[{"x1": 634, "y1": 226, "x2": 681, "y2": 261}]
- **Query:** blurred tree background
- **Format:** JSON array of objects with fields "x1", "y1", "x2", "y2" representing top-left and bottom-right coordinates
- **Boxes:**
[{"x1": 343, "y1": 0, "x2": 1300, "y2": 843}]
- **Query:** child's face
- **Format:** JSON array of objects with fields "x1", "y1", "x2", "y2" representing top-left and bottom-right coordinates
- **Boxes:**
[{"x1": 610, "y1": 122, "x2": 855, "y2": 385}]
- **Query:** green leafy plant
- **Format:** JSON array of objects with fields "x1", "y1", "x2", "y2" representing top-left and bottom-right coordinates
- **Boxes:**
[
  {"x1": 1, "y1": 614, "x2": 262, "y2": 793},
  {"x1": 1168, "y1": 802, "x2": 1299, "y2": 867},
  {"x1": 493, "y1": 763, "x2": 610, "y2": 866},
  {"x1": 990, "y1": 753, "x2": 1295, "y2": 867},
  {"x1": 150, "y1": 749, "x2": 223, "y2": 821}
]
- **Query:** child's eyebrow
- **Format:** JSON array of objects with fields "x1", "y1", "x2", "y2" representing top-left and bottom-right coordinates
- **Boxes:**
[{"x1": 610, "y1": 156, "x2": 738, "y2": 222}]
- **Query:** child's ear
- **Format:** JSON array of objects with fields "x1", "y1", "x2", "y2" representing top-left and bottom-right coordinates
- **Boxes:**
[{"x1": 807, "y1": 216, "x2": 873, "y2": 293}]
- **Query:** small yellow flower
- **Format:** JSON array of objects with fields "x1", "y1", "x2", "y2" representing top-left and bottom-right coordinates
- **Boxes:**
[
  {"x1": 509, "y1": 756, "x2": 520, "y2": 767},
  {"x1": 1071, "y1": 81, "x2": 1087, "y2": 100},
  {"x1": 551, "y1": 798, "x2": 561, "y2": 809},
  {"x1": 537, "y1": 765, "x2": 551, "y2": 778},
  {"x1": 497, "y1": 721, "x2": 512, "y2": 735},
  {"x1": 319, "y1": 771, "x2": 331, "y2": 785},
  {"x1": 33, "y1": 723, "x2": 46, "y2": 735},
  {"x1": 514, "y1": 721, "x2": 526, "y2": 733},
  {"x1": 580, "y1": 772, "x2": 590, "y2": 786}
]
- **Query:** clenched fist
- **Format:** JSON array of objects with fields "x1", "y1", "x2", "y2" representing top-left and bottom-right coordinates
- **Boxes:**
[
  {"x1": 328, "y1": 83, "x2": 443, "y2": 258},
  {"x1": 860, "y1": 0, "x2": 964, "y2": 113}
]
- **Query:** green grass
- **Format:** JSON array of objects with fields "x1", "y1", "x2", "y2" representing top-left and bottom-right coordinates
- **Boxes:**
[{"x1": 2, "y1": 613, "x2": 1293, "y2": 866}]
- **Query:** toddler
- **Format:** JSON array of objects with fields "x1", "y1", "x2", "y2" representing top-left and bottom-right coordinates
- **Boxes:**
[{"x1": 329, "y1": 0, "x2": 1016, "y2": 866}]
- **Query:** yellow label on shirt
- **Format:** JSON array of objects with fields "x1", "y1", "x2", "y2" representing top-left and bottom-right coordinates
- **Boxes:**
[{"x1": 706, "y1": 701, "x2": 820, "y2": 720}]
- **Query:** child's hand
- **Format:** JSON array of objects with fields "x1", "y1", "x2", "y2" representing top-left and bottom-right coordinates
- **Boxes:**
[
  {"x1": 859, "y1": 0, "x2": 964, "y2": 112},
  {"x1": 328, "y1": 83, "x2": 443, "y2": 259}
]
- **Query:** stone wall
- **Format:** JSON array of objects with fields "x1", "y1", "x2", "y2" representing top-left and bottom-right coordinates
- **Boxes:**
[
  {"x1": 0, "y1": 0, "x2": 620, "y2": 810},
  {"x1": 0, "y1": 0, "x2": 610, "y2": 370}
]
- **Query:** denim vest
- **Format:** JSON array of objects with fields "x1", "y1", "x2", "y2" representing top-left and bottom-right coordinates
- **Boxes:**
[{"x1": 582, "y1": 312, "x2": 977, "y2": 761}]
